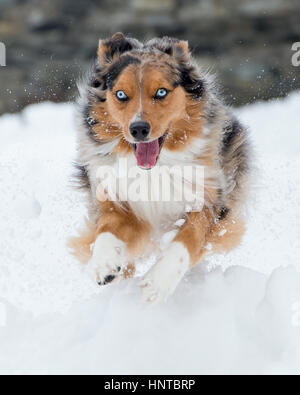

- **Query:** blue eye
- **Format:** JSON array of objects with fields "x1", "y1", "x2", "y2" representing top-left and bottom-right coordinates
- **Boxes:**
[
  {"x1": 116, "y1": 90, "x2": 128, "y2": 101},
  {"x1": 155, "y1": 88, "x2": 168, "y2": 99}
]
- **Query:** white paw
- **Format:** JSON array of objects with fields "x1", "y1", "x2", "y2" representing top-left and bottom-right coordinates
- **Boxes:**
[
  {"x1": 87, "y1": 233, "x2": 127, "y2": 285},
  {"x1": 141, "y1": 242, "x2": 190, "y2": 304}
]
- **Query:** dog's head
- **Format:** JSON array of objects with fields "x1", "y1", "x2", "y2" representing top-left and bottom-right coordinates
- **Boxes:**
[{"x1": 87, "y1": 33, "x2": 205, "y2": 169}]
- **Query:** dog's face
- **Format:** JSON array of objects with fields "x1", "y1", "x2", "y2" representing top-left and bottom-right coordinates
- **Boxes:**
[
  {"x1": 106, "y1": 62, "x2": 187, "y2": 169},
  {"x1": 107, "y1": 64, "x2": 187, "y2": 142},
  {"x1": 89, "y1": 34, "x2": 205, "y2": 169}
]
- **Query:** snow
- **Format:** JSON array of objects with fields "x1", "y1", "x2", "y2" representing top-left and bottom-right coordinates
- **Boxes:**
[{"x1": 0, "y1": 93, "x2": 300, "y2": 374}]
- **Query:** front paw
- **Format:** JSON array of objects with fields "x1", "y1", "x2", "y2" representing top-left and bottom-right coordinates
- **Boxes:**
[
  {"x1": 87, "y1": 233, "x2": 127, "y2": 285},
  {"x1": 141, "y1": 242, "x2": 190, "y2": 304}
]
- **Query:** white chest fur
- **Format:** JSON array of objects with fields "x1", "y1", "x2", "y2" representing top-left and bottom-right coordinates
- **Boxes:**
[{"x1": 87, "y1": 137, "x2": 213, "y2": 230}]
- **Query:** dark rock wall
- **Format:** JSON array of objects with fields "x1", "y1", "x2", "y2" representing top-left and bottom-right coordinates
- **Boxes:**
[{"x1": 0, "y1": 0, "x2": 299, "y2": 114}]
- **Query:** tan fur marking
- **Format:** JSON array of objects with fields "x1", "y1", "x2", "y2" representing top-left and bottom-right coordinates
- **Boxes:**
[
  {"x1": 69, "y1": 203, "x2": 151, "y2": 269},
  {"x1": 91, "y1": 101, "x2": 122, "y2": 141},
  {"x1": 206, "y1": 214, "x2": 246, "y2": 255},
  {"x1": 174, "y1": 209, "x2": 213, "y2": 266},
  {"x1": 174, "y1": 209, "x2": 245, "y2": 266},
  {"x1": 68, "y1": 219, "x2": 97, "y2": 265},
  {"x1": 97, "y1": 201, "x2": 151, "y2": 257},
  {"x1": 165, "y1": 99, "x2": 204, "y2": 151},
  {"x1": 123, "y1": 263, "x2": 136, "y2": 279}
]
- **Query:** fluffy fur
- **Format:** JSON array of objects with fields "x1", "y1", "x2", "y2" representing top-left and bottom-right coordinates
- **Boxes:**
[{"x1": 69, "y1": 33, "x2": 252, "y2": 303}]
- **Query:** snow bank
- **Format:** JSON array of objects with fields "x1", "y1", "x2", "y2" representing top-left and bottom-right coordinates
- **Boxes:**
[{"x1": 0, "y1": 94, "x2": 300, "y2": 374}]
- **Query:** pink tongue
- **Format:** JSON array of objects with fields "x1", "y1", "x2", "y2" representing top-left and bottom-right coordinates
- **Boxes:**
[{"x1": 135, "y1": 140, "x2": 160, "y2": 169}]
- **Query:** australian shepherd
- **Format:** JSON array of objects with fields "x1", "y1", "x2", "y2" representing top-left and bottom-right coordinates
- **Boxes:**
[{"x1": 70, "y1": 33, "x2": 251, "y2": 303}]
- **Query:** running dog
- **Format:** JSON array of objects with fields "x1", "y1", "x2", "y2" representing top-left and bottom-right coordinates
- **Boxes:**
[{"x1": 70, "y1": 33, "x2": 251, "y2": 303}]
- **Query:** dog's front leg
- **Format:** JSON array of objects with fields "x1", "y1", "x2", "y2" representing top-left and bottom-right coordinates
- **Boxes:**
[
  {"x1": 141, "y1": 210, "x2": 213, "y2": 303},
  {"x1": 88, "y1": 202, "x2": 151, "y2": 285}
]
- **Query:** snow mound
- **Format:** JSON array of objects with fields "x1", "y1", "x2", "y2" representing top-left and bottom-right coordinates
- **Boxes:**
[{"x1": 0, "y1": 94, "x2": 300, "y2": 374}]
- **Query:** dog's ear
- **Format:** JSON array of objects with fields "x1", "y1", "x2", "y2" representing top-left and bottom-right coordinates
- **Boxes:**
[
  {"x1": 173, "y1": 42, "x2": 204, "y2": 100},
  {"x1": 148, "y1": 37, "x2": 191, "y2": 62},
  {"x1": 98, "y1": 33, "x2": 136, "y2": 64},
  {"x1": 173, "y1": 41, "x2": 190, "y2": 62},
  {"x1": 178, "y1": 64, "x2": 205, "y2": 100},
  {"x1": 146, "y1": 37, "x2": 203, "y2": 99}
]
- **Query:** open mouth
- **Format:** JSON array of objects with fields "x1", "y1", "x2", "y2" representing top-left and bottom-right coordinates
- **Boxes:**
[{"x1": 131, "y1": 134, "x2": 167, "y2": 170}]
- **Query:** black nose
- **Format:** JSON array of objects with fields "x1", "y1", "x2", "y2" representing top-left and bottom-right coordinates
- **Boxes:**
[{"x1": 130, "y1": 121, "x2": 150, "y2": 141}]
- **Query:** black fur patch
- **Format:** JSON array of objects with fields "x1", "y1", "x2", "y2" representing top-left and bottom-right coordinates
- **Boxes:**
[
  {"x1": 83, "y1": 105, "x2": 96, "y2": 127},
  {"x1": 218, "y1": 206, "x2": 230, "y2": 221},
  {"x1": 92, "y1": 79, "x2": 101, "y2": 88},
  {"x1": 82, "y1": 105, "x2": 101, "y2": 142},
  {"x1": 73, "y1": 163, "x2": 90, "y2": 189},
  {"x1": 222, "y1": 120, "x2": 243, "y2": 154},
  {"x1": 86, "y1": 116, "x2": 98, "y2": 127},
  {"x1": 178, "y1": 65, "x2": 204, "y2": 99},
  {"x1": 83, "y1": 105, "x2": 92, "y2": 127},
  {"x1": 163, "y1": 46, "x2": 173, "y2": 56},
  {"x1": 104, "y1": 38, "x2": 134, "y2": 62},
  {"x1": 105, "y1": 55, "x2": 141, "y2": 90}
]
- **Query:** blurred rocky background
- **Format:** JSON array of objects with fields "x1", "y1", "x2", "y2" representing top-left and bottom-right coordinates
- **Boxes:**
[{"x1": 0, "y1": 0, "x2": 300, "y2": 114}]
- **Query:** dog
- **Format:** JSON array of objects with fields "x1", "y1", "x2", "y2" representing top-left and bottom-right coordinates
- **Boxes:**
[{"x1": 69, "y1": 33, "x2": 251, "y2": 303}]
